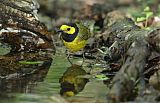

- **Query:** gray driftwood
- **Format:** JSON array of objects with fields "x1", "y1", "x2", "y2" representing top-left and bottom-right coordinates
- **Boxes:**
[{"x1": 104, "y1": 18, "x2": 160, "y2": 102}]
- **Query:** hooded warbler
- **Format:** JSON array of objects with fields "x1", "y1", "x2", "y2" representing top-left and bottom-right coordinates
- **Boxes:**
[
  {"x1": 57, "y1": 21, "x2": 92, "y2": 64},
  {"x1": 58, "y1": 22, "x2": 91, "y2": 52}
]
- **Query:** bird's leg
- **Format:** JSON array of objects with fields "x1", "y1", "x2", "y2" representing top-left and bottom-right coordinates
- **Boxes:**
[
  {"x1": 81, "y1": 51, "x2": 85, "y2": 66},
  {"x1": 66, "y1": 50, "x2": 73, "y2": 65},
  {"x1": 67, "y1": 53, "x2": 73, "y2": 65}
]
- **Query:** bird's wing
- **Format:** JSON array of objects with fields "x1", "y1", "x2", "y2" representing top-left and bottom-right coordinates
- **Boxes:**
[{"x1": 77, "y1": 25, "x2": 91, "y2": 41}]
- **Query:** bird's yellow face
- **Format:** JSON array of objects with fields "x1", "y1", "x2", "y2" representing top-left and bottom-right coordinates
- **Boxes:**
[{"x1": 60, "y1": 25, "x2": 76, "y2": 35}]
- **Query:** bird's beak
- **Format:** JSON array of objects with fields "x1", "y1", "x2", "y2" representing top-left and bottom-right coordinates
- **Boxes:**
[
  {"x1": 57, "y1": 30, "x2": 63, "y2": 33},
  {"x1": 54, "y1": 27, "x2": 63, "y2": 39},
  {"x1": 54, "y1": 27, "x2": 63, "y2": 33}
]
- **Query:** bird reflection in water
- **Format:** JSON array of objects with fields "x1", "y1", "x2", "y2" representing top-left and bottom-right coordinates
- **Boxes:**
[{"x1": 59, "y1": 64, "x2": 88, "y2": 97}]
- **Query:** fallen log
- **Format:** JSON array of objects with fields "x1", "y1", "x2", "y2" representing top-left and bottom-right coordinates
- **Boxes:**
[
  {"x1": 106, "y1": 39, "x2": 150, "y2": 102},
  {"x1": 103, "y1": 16, "x2": 160, "y2": 102}
]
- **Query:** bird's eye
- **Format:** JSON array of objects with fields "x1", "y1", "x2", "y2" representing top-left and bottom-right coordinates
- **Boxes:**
[{"x1": 67, "y1": 28, "x2": 71, "y2": 31}]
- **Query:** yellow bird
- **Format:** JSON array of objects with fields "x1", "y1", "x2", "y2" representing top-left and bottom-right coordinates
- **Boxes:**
[
  {"x1": 59, "y1": 22, "x2": 91, "y2": 52},
  {"x1": 58, "y1": 22, "x2": 91, "y2": 64}
]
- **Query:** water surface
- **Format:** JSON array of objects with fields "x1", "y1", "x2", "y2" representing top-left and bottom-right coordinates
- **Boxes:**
[{"x1": 0, "y1": 47, "x2": 107, "y2": 103}]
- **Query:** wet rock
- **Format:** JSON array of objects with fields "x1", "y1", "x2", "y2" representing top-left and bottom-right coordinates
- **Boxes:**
[
  {"x1": 0, "y1": 52, "x2": 52, "y2": 93},
  {"x1": 0, "y1": 0, "x2": 55, "y2": 53}
]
